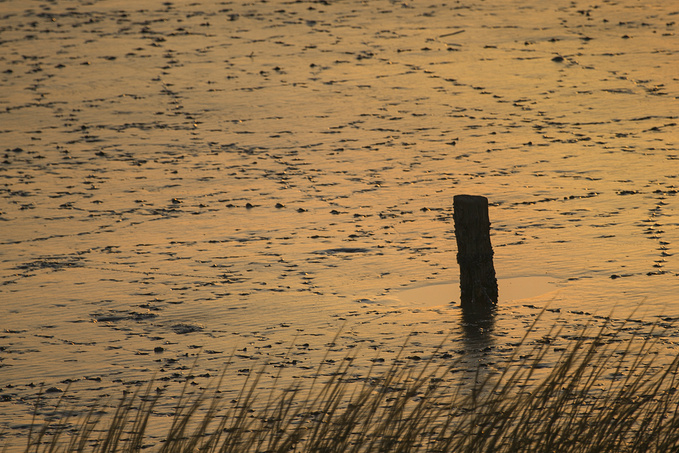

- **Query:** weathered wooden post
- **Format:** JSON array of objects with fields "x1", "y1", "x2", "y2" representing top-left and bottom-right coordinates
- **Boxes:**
[{"x1": 453, "y1": 195, "x2": 498, "y2": 312}]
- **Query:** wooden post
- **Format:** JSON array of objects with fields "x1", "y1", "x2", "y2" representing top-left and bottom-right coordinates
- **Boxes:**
[{"x1": 453, "y1": 195, "x2": 498, "y2": 312}]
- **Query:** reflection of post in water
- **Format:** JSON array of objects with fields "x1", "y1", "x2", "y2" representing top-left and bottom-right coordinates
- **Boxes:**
[
  {"x1": 462, "y1": 309, "x2": 495, "y2": 346},
  {"x1": 461, "y1": 309, "x2": 496, "y2": 371},
  {"x1": 460, "y1": 308, "x2": 497, "y2": 398}
]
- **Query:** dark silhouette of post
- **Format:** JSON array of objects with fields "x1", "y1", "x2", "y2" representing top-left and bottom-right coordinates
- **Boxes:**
[{"x1": 453, "y1": 195, "x2": 498, "y2": 312}]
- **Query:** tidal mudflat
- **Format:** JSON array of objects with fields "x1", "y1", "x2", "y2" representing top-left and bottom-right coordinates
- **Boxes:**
[{"x1": 1, "y1": 0, "x2": 677, "y2": 448}]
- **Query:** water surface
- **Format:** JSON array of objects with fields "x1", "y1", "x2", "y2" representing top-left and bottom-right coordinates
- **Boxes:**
[{"x1": 0, "y1": 0, "x2": 677, "y2": 447}]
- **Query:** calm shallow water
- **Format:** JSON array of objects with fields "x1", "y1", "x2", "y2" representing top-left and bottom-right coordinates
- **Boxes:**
[{"x1": 0, "y1": 0, "x2": 677, "y2": 448}]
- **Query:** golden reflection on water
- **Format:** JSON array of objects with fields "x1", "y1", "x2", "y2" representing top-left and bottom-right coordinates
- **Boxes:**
[{"x1": 0, "y1": 0, "x2": 677, "y2": 448}]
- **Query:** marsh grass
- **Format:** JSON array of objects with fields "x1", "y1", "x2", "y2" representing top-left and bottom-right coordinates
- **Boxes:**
[{"x1": 16, "y1": 316, "x2": 679, "y2": 452}]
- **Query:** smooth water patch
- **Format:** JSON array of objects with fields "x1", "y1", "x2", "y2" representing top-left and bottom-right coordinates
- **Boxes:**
[{"x1": 395, "y1": 276, "x2": 559, "y2": 307}]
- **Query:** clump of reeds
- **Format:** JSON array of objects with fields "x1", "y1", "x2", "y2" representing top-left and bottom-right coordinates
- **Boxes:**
[{"x1": 15, "y1": 316, "x2": 679, "y2": 452}]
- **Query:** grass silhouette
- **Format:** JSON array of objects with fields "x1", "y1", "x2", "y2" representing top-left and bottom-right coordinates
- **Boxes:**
[{"x1": 15, "y1": 314, "x2": 679, "y2": 452}]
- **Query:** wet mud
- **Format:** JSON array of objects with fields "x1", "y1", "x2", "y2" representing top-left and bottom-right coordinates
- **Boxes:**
[{"x1": 1, "y1": 0, "x2": 678, "y2": 448}]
